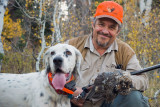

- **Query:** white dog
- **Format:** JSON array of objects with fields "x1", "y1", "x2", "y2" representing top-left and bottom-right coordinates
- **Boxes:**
[{"x1": 0, "y1": 44, "x2": 82, "y2": 107}]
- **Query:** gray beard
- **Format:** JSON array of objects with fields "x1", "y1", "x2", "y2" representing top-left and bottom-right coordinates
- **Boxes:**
[{"x1": 96, "y1": 39, "x2": 109, "y2": 47}]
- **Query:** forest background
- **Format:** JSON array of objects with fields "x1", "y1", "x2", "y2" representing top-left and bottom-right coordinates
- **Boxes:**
[{"x1": 0, "y1": 0, "x2": 160, "y2": 106}]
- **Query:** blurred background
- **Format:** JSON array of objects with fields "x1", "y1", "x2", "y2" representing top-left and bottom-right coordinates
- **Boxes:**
[{"x1": 0, "y1": 0, "x2": 159, "y2": 106}]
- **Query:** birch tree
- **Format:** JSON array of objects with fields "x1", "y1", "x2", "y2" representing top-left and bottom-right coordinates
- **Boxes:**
[
  {"x1": 0, "y1": 0, "x2": 9, "y2": 72},
  {"x1": 51, "y1": 0, "x2": 73, "y2": 44},
  {"x1": 52, "y1": 0, "x2": 63, "y2": 44},
  {"x1": 35, "y1": 0, "x2": 46, "y2": 72},
  {"x1": 138, "y1": 0, "x2": 153, "y2": 67},
  {"x1": 15, "y1": 0, "x2": 48, "y2": 72},
  {"x1": 139, "y1": 0, "x2": 153, "y2": 26}
]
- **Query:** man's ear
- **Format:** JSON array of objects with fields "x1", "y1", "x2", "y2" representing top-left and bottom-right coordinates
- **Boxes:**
[
  {"x1": 115, "y1": 24, "x2": 121, "y2": 37},
  {"x1": 92, "y1": 17, "x2": 97, "y2": 29},
  {"x1": 116, "y1": 28, "x2": 121, "y2": 36}
]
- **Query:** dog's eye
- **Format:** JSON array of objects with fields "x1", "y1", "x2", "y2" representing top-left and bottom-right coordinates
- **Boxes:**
[
  {"x1": 51, "y1": 51, "x2": 55, "y2": 55},
  {"x1": 65, "y1": 50, "x2": 72, "y2": 56}
]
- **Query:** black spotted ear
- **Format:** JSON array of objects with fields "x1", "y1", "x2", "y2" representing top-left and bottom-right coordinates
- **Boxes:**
[{"x1": 72, "y1": 46, "x2": 83, "y2": 80}]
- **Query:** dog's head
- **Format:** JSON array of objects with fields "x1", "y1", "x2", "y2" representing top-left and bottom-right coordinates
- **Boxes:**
[{"x1": 44, "y1": 44, "x2": 82, "y2": 89}]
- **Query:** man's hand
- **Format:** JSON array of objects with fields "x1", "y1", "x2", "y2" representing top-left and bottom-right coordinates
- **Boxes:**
[
  {"x1": 71, "y1": 87, "x2": 84, "y2": 107},
  {"x1": 122, "y1": 71, "x2": 132, "y2": 79},
  {"x1": 73, "y1": 87, "x2": 83, "y2": 97},
  {"x1": 71, "y1": 98, "x2": 85, "y2": 107},
  {"x1": 71, "y1": 86, "x2": 93, "y2": 107}
]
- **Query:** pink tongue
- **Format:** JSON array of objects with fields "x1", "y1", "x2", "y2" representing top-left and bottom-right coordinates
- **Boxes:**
[{"x1": 52, "y1": 73, "x2": 66, "y2": 90}]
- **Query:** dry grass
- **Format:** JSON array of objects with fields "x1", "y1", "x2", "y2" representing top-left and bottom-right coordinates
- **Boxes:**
[{"x1": 144, "y1": 72, "x2": 160, "y2": 107}]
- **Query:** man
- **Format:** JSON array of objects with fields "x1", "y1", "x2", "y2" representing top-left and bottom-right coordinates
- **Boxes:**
[{"x1": 68, "y1": 1, "x2": 149, "y2": 107}]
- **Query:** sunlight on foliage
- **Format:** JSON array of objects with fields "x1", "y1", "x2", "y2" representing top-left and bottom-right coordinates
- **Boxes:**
[{"x1": 2, "y1": 8, "x2": 24, "y2": 51}]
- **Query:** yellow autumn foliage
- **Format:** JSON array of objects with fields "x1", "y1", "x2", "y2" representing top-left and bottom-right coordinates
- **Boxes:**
[{"x1": 2, "y1": 8, "x2": 23, "y2": 51}]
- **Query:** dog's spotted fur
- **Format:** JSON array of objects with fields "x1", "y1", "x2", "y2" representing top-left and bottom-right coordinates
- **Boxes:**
[{"x1": 0, "y1": 44, "x2": 82, "y2": 107}]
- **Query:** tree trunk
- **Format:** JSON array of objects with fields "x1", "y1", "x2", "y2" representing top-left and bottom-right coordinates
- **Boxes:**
[
  {"x1": 36, "y1": 19, "x2": 46, "y2": 72},
  {"x1": 139, "y1": 0, "x2": 152, "y2": 26},
  {"x1": 52, "y1": 0, "x2": 73, "y2": 44},
  {"x1": 0, "y1": 0, "x2": 9, "y2": 72},
  {"x1": 35, "y1": 0, "x2": 46, "y2": 72},
  {"x1": 52, "y1": 0, "x2": 61, "y2": 43}
]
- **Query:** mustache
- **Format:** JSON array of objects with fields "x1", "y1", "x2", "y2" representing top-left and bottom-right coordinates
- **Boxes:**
[{"x1": 97, "y1": 32, "x2": 112, "y2": 38}]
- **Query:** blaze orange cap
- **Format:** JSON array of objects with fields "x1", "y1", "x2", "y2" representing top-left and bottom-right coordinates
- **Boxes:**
[{"x1": 94, "y1": 1, "x2": 123, "y2": 25}]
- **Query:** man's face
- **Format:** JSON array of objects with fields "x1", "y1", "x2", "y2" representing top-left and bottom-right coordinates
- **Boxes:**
[{"x1": 92, "y1": 18, "x2": 120, "y2": 49}]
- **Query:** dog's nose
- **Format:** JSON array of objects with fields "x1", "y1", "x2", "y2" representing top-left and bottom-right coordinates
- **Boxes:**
[{"x1": 53, "y1": 56, "x2": 63, "y2": 67}]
